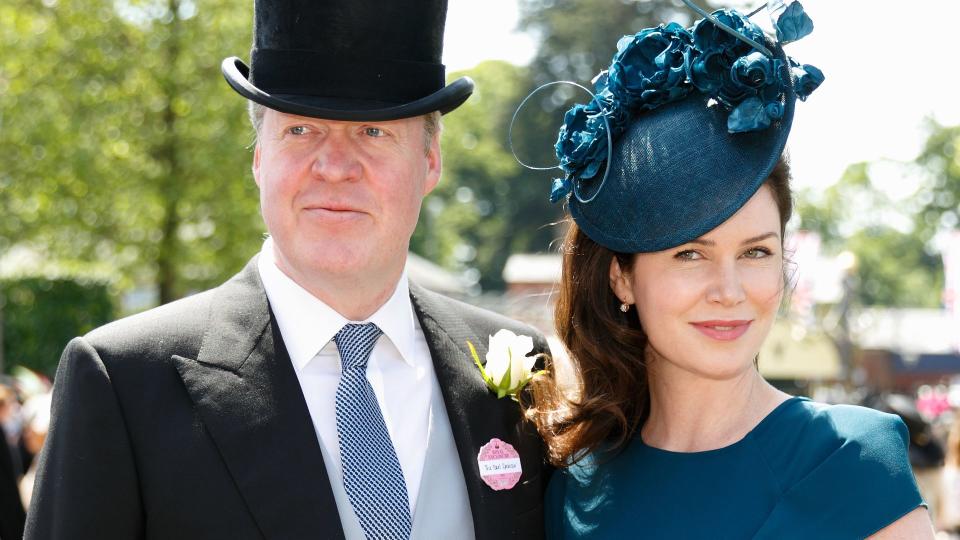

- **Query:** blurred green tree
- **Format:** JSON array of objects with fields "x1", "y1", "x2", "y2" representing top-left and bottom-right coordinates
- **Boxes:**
[
  {"x1": 796, "y1": 162, "x2": 945, "y2": 308},
  {"x1": 412, "y1": 61, "x2": 566, "y2": 291},
  {"x1": 0, "y1": 0, "x2": 261, "y2": 306},
  {"x1": 845, "y1": 226, "x2": 943, "y2": 308},
  {"x1": 914, "y1": 120, "x2": 960, "y2": 238},
  {"x1": 1, "y1": 278, "x2": 113, "y2": 375}
]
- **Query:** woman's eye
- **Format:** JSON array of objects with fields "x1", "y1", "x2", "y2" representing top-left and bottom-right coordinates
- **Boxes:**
[
  {"x1": 675, "y1": 250, "x2": 701, "y2": 261},
  {"x1": 743, "y1": 247, "x2": 772, "y2": 259},
  {"x1": 364, "y1": 127, "x2": 384, "y2": 137}
]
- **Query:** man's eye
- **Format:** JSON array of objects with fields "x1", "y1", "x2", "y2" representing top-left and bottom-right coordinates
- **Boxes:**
[
  {"x1": 288, "y1": 126, "x2": 308, "y2": 136},
  {"x1": 364, "y1": 127, "x2": 384, "y2": 137}
]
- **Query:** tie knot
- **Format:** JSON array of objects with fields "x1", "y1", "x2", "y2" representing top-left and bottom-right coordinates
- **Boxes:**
[{"x1": 334, "y1": 323, "x2": 383, "y2": 371}]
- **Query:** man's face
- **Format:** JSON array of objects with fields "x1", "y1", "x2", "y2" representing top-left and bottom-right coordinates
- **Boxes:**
[{"x1": 253, "y1": 109, "x2": 441, "y2": 285}]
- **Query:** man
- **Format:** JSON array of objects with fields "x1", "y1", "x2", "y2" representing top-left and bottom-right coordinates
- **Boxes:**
[{"x1": 25, "y1": 0, "x2": 551, "y2": 538}]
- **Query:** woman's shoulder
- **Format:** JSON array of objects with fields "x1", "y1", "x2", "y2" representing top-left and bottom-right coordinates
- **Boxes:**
[
  {"x1": 753, "y1": 397, "x2": 911, "y2": 479},
  {"x1": 749, "y1": 398, "x2": 924, "y2": 539}
]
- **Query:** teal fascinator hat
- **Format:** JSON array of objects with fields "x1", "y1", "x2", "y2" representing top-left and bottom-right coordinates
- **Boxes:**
[{"x1": 548, "y1": 1, "x2": 824, "y2": 253}]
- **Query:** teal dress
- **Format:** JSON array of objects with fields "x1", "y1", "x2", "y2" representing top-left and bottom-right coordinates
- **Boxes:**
[{"x1": 546, "y1": 397, "x2": 925, "y2": 539}]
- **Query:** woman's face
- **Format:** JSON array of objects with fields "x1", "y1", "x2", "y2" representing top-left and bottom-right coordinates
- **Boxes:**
[{"x1": 610, "y1": 184, "x2": 784, "y2": 381}]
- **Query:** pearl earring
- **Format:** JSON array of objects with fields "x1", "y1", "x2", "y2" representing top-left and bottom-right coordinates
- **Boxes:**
[{"x1": 620, "y1": 302, "x2": 630, "y2": 313}]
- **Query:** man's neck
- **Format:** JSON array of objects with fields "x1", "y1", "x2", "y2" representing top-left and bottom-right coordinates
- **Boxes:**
[{"x1": 273, "y1": 257, "x2": 405, "y2": 322}]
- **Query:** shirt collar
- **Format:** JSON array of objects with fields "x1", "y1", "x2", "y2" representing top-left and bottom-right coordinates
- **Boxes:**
[{"x1": 257, "y1": 238, "x2": 418, "y2": 371}]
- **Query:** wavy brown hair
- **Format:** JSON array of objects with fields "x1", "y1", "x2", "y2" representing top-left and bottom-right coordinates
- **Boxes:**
[{"x1": 525, "y1": 157, "x2": 794, "y2": 467}]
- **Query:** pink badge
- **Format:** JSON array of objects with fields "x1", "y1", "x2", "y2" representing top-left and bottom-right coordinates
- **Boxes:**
[{"x1": 477, "y1": 438, "x2": 522, "y2": 491}]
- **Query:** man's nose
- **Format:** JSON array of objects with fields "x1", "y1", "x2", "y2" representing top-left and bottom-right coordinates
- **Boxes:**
[{"x1": 311, "y1": 132, "x2": 362, "y2": 182}]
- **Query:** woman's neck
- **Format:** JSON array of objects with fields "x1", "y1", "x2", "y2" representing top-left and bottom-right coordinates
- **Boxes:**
[{"x1": 641, "y1": 355, "x2": 790, "y2": 453}]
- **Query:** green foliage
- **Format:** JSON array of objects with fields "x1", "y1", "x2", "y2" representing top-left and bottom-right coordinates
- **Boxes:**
[
  {"x1": 795, "y1": 162, "x2": 887, "y2": 245},
  {"x1": 1, "y1": 277, "x2": 113, "y2": 376},
  {"x1": 0, "y1": 0, "x2": 262, "y2": 304},
  {"x1": 845, "y1": 227, "x2": 943, "y2": 307},
  {"x1": 915, "y1": 120, "x2": 960, "y2": 237},
  {"x1": 796, "y1": 161, "x2": 945, "y2": 308}
]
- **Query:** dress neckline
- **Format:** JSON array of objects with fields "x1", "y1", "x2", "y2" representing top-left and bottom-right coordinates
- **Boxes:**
[{"x1": 637, "y1": 396, "x2": 809, "y2": 456}]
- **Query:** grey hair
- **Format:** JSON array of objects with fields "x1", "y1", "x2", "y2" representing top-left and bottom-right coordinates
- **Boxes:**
[
  {"x1": 249, "y1": 101, "x2": 267, "y2": 136},
  {"x1": 248, "y1": 102, "x2": 441, "y2": 153}
]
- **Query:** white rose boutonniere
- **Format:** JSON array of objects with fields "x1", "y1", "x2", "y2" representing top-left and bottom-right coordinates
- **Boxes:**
[{"x1": 467, "y1": 329, "x2": 541, "y2": 400}]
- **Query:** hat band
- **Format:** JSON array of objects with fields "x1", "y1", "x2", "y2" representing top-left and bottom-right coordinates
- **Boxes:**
[{"x1": 249, "y1": 48, "x2": 447, "y2": 104}]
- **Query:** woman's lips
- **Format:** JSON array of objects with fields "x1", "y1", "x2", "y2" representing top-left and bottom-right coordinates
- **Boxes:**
[{"x1": 690, "y1": 320, "x2": 752, "y2": 341}]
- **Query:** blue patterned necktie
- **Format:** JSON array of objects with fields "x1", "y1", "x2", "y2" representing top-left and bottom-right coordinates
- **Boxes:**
[{"x1": 333, "y1": 323, "x2": 412, "y2": 540}]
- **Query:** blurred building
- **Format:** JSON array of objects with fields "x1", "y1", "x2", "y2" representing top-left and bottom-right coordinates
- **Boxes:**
[
  {"x1": 759, "y1": 322, "x2": 842, "y2": 393},
  {"x1": 406, "y1": 252, "x2": 470, "y2": 296},
  {"x1": 854, "y1": 308, "x2": 960, "y2": 393}
]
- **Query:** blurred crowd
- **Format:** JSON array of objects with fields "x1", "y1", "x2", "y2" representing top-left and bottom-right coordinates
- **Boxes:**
[{"x1": 0, "y1": 370, "x2": 52, "y2": 540}]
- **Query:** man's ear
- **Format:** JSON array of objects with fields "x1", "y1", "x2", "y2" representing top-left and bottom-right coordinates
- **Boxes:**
[
  {"x1": 423, "y1": 133, "x2": 441, "y2": 195},
  {"x1": 252, "y1": 143, "x2": 262, "y2": 188},
  {"x1": 609, "y1": 256, "x2": 635, "y2": 306}
]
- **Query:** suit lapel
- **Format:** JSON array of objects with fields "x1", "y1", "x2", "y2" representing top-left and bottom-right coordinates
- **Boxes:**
[
  {"x1": 173, "y1": 260, "x2": 345, "y2": 540},
  {"x1": 409, "y1": 283, "x2": 546, "y2": 539}
]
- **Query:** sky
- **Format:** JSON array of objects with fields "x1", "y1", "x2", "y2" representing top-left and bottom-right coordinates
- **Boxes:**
[{"x1": 442, "y1": 0, "x2": 960, "y2": 197}]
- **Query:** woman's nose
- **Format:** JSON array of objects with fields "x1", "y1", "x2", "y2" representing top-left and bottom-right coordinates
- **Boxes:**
[{"x1": 706, "y1": 262, "x2": 747, "y2": 306}]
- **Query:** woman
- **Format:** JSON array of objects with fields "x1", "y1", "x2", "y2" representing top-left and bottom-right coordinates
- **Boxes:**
[{"x1": 526, "y1": 5, "x2": 932, "y2": 539}]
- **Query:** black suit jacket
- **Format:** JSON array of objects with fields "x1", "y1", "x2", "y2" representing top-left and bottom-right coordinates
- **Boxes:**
[{"x1": 25, "y1": 259, "x2": 551, "y2": 539}]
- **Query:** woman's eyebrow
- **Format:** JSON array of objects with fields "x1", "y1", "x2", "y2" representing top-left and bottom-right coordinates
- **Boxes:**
[
  {"x1": 688, "y1": 231, "x2": 779, "y2": 247},
  {"x1": 740, "y1": 232, "x2": 779, "y2": 245}
]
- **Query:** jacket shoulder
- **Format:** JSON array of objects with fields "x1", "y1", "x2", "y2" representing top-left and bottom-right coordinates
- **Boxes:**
[{"x1": 83, "y1": 287, "x2": 217, "y2": 362}]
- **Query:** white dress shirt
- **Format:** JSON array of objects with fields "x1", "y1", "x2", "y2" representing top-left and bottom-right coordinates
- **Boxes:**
[{"x1": 257, "y1": 238, "x2": 433, "y2": 515}]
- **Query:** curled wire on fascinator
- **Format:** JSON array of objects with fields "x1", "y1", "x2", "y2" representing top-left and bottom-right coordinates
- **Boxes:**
[{"x1": 546, "y1": 0, "x2": 824, "y2": 205}]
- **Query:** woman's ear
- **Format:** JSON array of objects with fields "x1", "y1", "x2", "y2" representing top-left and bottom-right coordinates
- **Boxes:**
[{"x1": 609, "y1": 256, "x2": 635, "y2": 306}]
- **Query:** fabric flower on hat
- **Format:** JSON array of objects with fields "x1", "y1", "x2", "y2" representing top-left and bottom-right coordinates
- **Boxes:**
[
  {"x1": 608, "y1": 23, "x2": 694, "y2": 112},
  {"x1": 687, "y1": 11, "x2": 768, "y2": 107},
  {"x1": 792, "y1": 62, "x2": 824, "y2": 101},
  {"x1": 555, "y1": 103, "x2": 609, "y2": 180},
  {"x1": 690, "y1": 9, "x2": 766, "y2": 57},
  {"x1": 552, "y1": 86, "x2": 624, "y2": 202},
  {"x1": 684, "y1": 47, "x2": 725, "y2": 96},
  {"x1": 551, "y1": 81, "x2": 632, "y2": 202},
  {"x1": 774, "y1": 1, "x2": 815, "y2": 44},
  {"x1": 726, "y1": 51, "x2": 787, "y2": 132},
  {"x1": 731, "y1": 51, "x2": 776, "y2": 92}
]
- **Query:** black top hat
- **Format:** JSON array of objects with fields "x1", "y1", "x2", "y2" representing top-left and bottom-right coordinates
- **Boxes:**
[{"x1": 222, "y1": 0, "x2": 473, "y2": 121}]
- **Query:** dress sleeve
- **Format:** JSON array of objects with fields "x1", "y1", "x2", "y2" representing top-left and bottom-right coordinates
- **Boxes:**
[
  {"x1": 544, "y1": 467, "x2": 568, "y2": 539},
  {"x1": 753, "y1": 407, "x2": 925, "y2": 540}
]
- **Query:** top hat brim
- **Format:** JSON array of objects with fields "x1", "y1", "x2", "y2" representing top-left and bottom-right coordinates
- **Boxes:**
[{"x1": 222, "y1": 57, "x2": 474, "y2": 122}]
